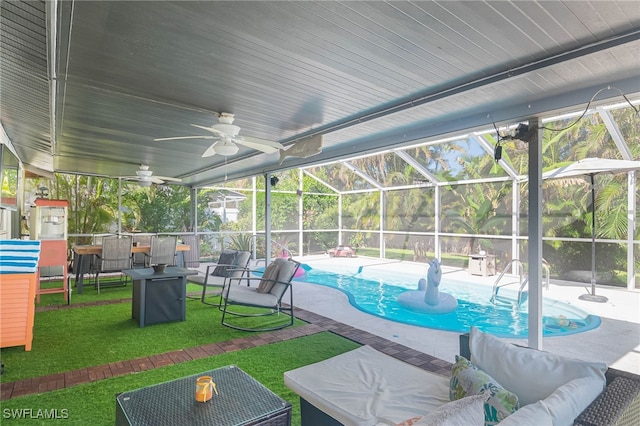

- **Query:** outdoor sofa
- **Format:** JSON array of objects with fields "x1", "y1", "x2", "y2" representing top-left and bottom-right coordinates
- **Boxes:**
[{"x1": 284, "y1": 327, "x2": 640, "y2": 426}]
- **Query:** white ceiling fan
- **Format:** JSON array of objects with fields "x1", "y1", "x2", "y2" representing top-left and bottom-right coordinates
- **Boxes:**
[
  {"x1": 121, "y1": 165, "x2": 182, "y2": 187},
  {"x1": 155, "y1": 113, "x2": 285, "y2": 157}
]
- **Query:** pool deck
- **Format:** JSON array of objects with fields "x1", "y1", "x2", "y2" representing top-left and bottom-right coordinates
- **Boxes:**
[{"x1": 292, "y1": 255, "x2": 640, "y2": 375}]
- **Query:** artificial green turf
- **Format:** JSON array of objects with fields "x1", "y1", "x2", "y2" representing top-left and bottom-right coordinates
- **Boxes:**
[
  {"x1": 36, "y1": 278, "x2": 207, "y2": 306},
  {"x1": 0, "y1": 332, "x2": 360, "y2": 425},
  {"x1": 2, "y1": 284, "x2": 304, "y2": 382}
]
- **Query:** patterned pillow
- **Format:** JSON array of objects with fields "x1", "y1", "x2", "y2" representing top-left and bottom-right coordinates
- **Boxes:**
[
  {"x1": 450, "y1": 355, "x2": 519, "y2": 426},
  {"x1": 395, "y1": 416, "x2": 423, "y2": 426},
  {"x1": 395, "y1": 394, "x2": 487, "y2": 426},
  {"x1": 211, "y1": 250, "x2": 237, "y2": 277}
]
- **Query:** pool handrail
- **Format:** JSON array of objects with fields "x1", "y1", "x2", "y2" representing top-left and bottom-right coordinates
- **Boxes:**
[{"x1": 491, "y1": 259, "x2": 550, "y2": 305}]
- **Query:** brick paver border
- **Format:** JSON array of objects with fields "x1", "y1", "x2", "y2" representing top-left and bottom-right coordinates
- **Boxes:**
[{"x1": 1, "y1": 302, "x2": 452, "y2": 400}]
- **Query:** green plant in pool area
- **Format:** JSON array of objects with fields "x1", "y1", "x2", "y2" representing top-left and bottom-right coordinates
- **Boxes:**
[{"x1": 227, "y1": 233, "x2": 254, "y2": 251}]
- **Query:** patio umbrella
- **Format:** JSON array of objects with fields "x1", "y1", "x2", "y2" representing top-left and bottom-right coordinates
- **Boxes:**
[{"x1": 543, "y1": 158, "x2": 640, "y2": 302}]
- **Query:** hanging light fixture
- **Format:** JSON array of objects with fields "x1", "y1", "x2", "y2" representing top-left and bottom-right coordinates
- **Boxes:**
[{"x1": 214, "y1": 139, "x2": 239, "y2": 156}]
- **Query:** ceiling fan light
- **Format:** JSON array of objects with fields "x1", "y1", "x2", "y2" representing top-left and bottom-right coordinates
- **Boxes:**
[
  {"x1": 138, "y1": 179, "x2": 152, "y2": 187},
  {"x1": 214, "y1": 141, "x2": 239, "y2": 156},
  {"x1": 215, "y1": 123, "x2": 241, "y2": 137}
]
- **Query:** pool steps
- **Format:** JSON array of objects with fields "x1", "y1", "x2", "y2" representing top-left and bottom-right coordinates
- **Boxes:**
[{"x1": 491, "y1": 259, "x2": 550, "y2": 306}]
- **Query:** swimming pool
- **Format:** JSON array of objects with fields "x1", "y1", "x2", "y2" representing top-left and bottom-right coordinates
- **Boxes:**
[{"x1": 290, "y1": 263, "x2": 601, "y2": 338}]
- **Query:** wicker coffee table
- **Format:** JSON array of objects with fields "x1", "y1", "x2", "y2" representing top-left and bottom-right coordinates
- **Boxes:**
[{"x1": 115, "y1": 365, "x2": 291, "y2": 426}]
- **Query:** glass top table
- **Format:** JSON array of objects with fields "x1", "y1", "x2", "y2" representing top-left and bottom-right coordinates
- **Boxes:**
[{"x1": 116, "y1": 365, "x2": 291, "y2": 426}]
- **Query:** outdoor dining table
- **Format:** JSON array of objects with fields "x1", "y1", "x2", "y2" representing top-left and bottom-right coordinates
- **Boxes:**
[{"x1": 72, "y1": 244, "x2": 190, "y2": 294}]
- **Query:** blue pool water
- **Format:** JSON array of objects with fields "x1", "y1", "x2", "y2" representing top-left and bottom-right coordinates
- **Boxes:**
[{"x1": 288, "y1": 264, "x2": 601, "y2": 338}]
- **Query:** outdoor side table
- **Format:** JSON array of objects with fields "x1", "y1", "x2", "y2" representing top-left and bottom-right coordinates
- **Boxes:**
[
  {"x1": 468, "y1": 254, "x2": 496, "y2": 277},
  {"x1": 123, "y1": 267, "x2": 197, "y2": 328},
  {"x1": 115, "y1": 365, "x2": 292, "y2": 426}
]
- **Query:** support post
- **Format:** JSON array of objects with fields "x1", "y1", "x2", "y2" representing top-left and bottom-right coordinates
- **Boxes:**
[
  {"x1": 265, "y1": 174, "x2": 272, "y2": 263},
  {"x1": 527, "y1": 118, "x2": 543, "y2": 350}
]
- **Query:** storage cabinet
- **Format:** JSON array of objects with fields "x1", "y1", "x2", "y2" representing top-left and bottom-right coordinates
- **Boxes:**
[
  {"x1": 0, "y1": 273, "x2": 38, "y2": 351},
  {"x1": 0, "y1": 240, "x2": 41, "y2": 351}
]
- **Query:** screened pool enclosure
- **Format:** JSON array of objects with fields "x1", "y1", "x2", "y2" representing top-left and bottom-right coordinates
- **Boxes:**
[
  {"x1": 30, "y1": 99, "x2": 638, "y2": 291},
  {"x1": 193, "y1": 102, "x2": 639, "y2": 291}
]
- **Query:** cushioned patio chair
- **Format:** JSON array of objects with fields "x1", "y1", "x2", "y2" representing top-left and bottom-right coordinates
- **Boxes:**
[
  {"x1": 187, "y1": 250, "x2": 251, "y2": 305},
  {"x1": 92, "y1": 235, "x2": 133, "y2": 294},
  {"x1": 220, "y1": 257, "x2": 300, "y2": 331}
]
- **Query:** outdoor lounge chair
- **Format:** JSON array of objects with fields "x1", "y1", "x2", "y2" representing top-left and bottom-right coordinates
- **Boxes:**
[
  {"x1": 92, "y1": 235, "x2": 133, "y2": 294},
  {"x1": 187, "y1": 250, "x2": 251, "y2": 305},
  {"x1": 220, "y1": 257, "x2": 300, "y2": 332}
]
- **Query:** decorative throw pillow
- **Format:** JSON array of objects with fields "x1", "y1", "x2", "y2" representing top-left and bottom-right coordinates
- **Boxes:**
[
  {"x1": 415, "y1": 393, "x2": 487, "y2": 426},
  {"x1": 450, "y1": 356, "x2": 519, "y2": 426},
  {"x1": 257, "y1": 261, "x2": 281, "y2": 293},
  {"x1": 395, "y1": 416, "x2": 423, "y2": 426},
  {"x1": 541, "y1": 376, "x2": 604, "y2": 426},
  {"x1": 468, "y1": 326, "x2": 606, "y2": 406},
  {"x1": 494, "y1": 400, "x2": 551, "y2": 426},
  {"x1": 211, "y1": 250, "x2": 237, "y2": 276}
]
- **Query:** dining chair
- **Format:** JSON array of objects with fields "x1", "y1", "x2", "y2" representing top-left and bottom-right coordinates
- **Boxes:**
[
  {"x1": 93, "y1": 235, "x2": 133, "y2": 294},
  {"x1": 181, "y1": 235, "x2": 203, "y2": 300},
  {"x1": 181, "y1": 235, "x2": 200, "y2": 270},
  {"x1": 132, "y1": 234, "x2": 153, "y2": 268},
  {"x1": 145, "y1": 235, "x2": 178, "y2": 267}
]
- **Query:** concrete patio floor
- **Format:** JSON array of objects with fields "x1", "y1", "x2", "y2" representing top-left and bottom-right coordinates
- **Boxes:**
[{"x1": 291, "y1": 255, "x2": 640, "y2": 375}]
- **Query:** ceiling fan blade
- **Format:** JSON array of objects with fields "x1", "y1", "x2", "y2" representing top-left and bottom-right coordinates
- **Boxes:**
[
  {"x1": 155, "y1": 135, "x2": 216, "y2": 141},
  {"x1": 240, "y1": 136, "x2": 285, "y2": 151},
  {"x1": 202, "y1": 142, "x2": 219, "y2": 158},
  {"x1": 233, "y1": 138, "x2": 279, "y2": 154},
  {"x1": 191, "y1": 124, "x2": 227, "y2": 138},
  {"x1": 155, "y1": 176, "x2": 182, "y2": 182}
]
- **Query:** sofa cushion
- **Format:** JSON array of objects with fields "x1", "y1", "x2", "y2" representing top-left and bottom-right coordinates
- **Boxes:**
[
  {"x1": 450, "y1": 356, "x2": 518, "y2": 425},
  {"x1": 284, "y1": 345, "x2": 450, "y2": 426},
  {"x1": 414, "y1": 394, "x2": 486, "y2": 426},
  {"x1": 497, "y1": 376, "x2": 603, "y2": 426},
  {"x1": 542, "y1": 376, "x2": 605, "y2": 426},
  {"x1": 468, "y1": 327, "x2": 607, "y2": 406},
  {"x1": 494, "y1": 401, "x2": 552, "y2": 426},
  {"x1": 188, "y1": 274, "x2": 226, "y2": 287},
  {"x1": 227, "y1": 285, "x2": 278, "y2": 307}
]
